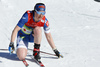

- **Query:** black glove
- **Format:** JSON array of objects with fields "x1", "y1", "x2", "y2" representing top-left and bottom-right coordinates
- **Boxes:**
[
  {"x1": 8, "y1": 42, "x2": 15, "y2": 54},
  {"x1": 53, "y1": 49, "x2": 63, "y2": 58}
]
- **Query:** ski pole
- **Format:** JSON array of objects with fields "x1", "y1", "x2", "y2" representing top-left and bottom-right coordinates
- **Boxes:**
[{"x1": 28, "y1": 49, "x2": 56, "y2": 56}]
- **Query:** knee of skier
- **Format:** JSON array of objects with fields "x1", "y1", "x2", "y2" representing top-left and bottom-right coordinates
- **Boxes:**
[
  {"x1": 17, "y1": 53, "x2": 26, "y2": 60},
  {"x1": 16, "y1": 48, "x2": 27, "y2": 61},
  {"x1": 34, "y1": 27, "x2": 42, "y2": 36},
  {"x1": 18, "y1": 56, "x2": 25, "y2": 61}
]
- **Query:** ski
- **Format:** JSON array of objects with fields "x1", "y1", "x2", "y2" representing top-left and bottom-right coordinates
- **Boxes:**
[
  {"x1": 22, "y1": 59, "x2": 29, "y2": 67},
  {"x1": 30, "y1": 55, "x2": 45, "y2": 67},
  {"x1": 34, "y1": 59, "x2": 45, "y2": 67}
]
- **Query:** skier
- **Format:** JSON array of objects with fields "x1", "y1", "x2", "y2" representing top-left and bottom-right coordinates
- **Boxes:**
[{"x1": 8, "y1": 3, "x2": 63, "y2": 61}]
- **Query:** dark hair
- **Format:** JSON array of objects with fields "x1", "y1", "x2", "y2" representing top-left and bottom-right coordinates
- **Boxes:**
[{"x1": 34, "y1": 3, "x2": 45, "y2": 10}]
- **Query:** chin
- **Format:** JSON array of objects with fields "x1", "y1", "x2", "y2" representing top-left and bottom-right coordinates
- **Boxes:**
[{"x1": 38, "y1": 18, "x2": 42, "y2": 20}]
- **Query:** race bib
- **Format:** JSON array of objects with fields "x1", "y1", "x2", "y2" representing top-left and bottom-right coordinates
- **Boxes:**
[{"x1": 21, "y1": 25, "x2": 32, "y2": 35}]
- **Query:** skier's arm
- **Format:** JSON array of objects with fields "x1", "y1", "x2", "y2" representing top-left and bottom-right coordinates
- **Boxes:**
[
  {"x1": 43, "y1": 18, "x2": 63, "y2": 58},
  {"x1": 45, "y1": 32, "x2": 63, "y2": 58},
  {"x1": 10, "y1": 25, "x2": 21, "y2": 42},
  {"x1": 43, "y1": 18, "x2": 56, "y2": 49},
  {"x1": 9, "y1": 11, "x2": 28, "y2": 54},
  {"x1": 8, "y1": 25, "x2": 21, "y2": 54},
  {"x1": 11, "y1": 11, "x2": 28, "y2": 42},
  {"x1": 45, "y1": 32, "x2": 56, "y2": 49}
]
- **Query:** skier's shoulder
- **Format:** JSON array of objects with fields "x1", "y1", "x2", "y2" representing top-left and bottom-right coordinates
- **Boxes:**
[
  {"x1": 44, "y1": 16, "x2": 49, "y2": 24},
  {"x1": 22, "y1": 10, "x2": 34, "y2": 19},
  {"x1": 26, "y1": 10, "x2": 34, "y2": 14},
  {"x1": 41, "y1": 16, "x2": 48, "y2": 22}
]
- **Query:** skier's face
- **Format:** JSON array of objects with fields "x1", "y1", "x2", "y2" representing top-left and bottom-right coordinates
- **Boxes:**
[{"x1": 35, "y1": 10, "x2": 45, "y2": 21}]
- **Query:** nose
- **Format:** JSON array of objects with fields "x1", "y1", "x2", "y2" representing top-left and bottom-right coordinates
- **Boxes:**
[{"x1": 40, "y1": 14, "x2": 43, "y2": 17}]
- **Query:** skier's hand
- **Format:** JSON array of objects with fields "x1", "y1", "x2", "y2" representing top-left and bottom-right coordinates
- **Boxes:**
[
  {"x1": 8, "y1": 42, "x2": 15, "y2": 54},
  {"x1": 53, "y1": 49, "x2": 63, "y2": 58}
]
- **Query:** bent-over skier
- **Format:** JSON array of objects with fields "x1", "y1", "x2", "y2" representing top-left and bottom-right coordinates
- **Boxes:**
[{"x1": 8, "y1": 3, "x2": 63, "y2": 62}]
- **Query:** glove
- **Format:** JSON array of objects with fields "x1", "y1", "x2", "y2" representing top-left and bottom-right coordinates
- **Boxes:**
[
  {"x1": 53, "y1": 49, "x2": 63, "y2": 58},
  {"x1": 8, "y1": 42, "x2": 15, "y2": 54}
]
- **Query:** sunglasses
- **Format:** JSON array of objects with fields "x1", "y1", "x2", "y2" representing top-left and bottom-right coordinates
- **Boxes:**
[{"x1": 35, "y1": 10, "x2": 45, "y2": 15}]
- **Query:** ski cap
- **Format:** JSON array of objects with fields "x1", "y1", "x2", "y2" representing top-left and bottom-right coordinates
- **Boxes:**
[{"x1": 34, "y1": 3, "x2": 46, "y2": 11}]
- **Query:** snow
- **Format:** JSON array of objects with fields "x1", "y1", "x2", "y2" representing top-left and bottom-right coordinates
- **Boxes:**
[{"x1": 0, "y1": 0, "x2": 100, "y2": 67}]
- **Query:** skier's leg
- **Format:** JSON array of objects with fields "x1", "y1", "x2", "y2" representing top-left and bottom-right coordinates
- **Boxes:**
[
  {"x1": 16, "y1": 36, "x2": 28, "y2": 60},
  {"x1": 32, "y1": 27, "x2": 42, "y2": 61},
  {"x1": 33, "y1": 27, "x2": 42, "y2": 44},
  {"x1": 16, "y1": 48, "x2": 27, "y2": 60}
]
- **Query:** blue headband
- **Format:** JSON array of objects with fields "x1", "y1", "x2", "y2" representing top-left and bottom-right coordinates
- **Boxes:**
[{"x1": 35, "y1": 5, "x2": 46, "y2": 11}]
